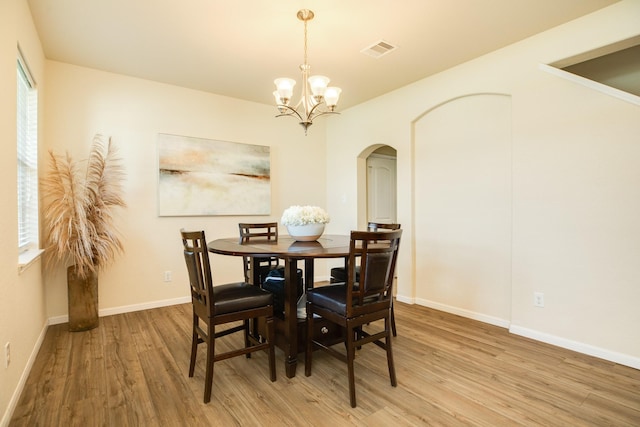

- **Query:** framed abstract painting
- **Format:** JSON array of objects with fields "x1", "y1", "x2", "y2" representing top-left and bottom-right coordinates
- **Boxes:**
[{"x1": 157, "y1": 133, "x2": 271, "y2": 216}]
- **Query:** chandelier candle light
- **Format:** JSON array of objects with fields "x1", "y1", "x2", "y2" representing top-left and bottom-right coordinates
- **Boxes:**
[{"x1": 274, "y1": 9, "x2": 341, "y2": 135}]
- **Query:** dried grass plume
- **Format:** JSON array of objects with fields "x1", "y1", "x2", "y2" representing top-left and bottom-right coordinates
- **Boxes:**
[{"x1": 43, "y1": 135, "x2": 126, "y2": 278}]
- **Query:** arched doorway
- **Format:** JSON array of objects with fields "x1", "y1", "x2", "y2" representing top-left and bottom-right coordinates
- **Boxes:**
[{"x1": 356, "y1": 145, "x2": 397, "y2": 229}]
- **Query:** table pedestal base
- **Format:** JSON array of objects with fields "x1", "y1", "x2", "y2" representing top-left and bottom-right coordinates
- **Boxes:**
[{"x1": 258, "y1": 314, "x2": 345, "y2": 378}]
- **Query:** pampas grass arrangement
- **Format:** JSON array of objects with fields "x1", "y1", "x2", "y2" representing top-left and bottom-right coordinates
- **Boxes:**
[{"x1": 43, "y1": 135, "x2": 126, "y2": 279}]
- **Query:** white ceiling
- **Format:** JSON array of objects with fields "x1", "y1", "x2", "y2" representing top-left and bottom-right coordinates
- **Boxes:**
[{"x1": 27, "y1": 0, "x2": 619, "y2": 109}]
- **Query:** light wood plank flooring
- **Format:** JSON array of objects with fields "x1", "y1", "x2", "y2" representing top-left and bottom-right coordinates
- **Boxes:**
[{"x1": 9, "y1": 302, "x2": 640, "y2": 426}]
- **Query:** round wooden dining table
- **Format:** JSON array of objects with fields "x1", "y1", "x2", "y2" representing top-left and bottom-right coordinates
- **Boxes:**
[{"x1": 208, "y1": 234, "x2": 350, "y2": 378}]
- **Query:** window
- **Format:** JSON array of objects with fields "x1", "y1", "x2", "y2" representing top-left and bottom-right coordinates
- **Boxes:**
[{"x1": 17, "y1": 52, "x2": 39, "y2": 258}]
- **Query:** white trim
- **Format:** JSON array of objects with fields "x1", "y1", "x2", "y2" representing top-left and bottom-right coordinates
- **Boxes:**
[
  {"x1": 48, "y1": 296, "x2": 191, "y2": 325},
  {"x1": 510, "y1": 324, "x2": 640, "y2": 370},
  {"x1": 47, "y1": 314, "x2": 69, "y2": 326},
  {"x1": 17, "y1": 248, "x2": 44, "y2": 274},
  {"x1": 538, "y1": 63, "x2": 640, "y2": 106},
  {"x1": 548, "y1": 36, "x2": 640, "y2": 69},
  {"x1": 99, "y1": 296, "x2": 191, "y2": 317},
  {"x1": 315, "y1": 274, "x2": 330, "y2": 283},
  {"x1": 17, "y1": 45, "x2": 36, "y2": 87},
  {"x1": 414, "y1": 297, "x2": 511, "y2": 328},
  {"x1": 397, "y1": 294, "x2": 640, "y2": 370},
  {"x1": 0, "y1": 320, "x2": 48, "y2": 427},
  {"x1": 395, "y1": 294, "x2": 414, "y2": 305}
]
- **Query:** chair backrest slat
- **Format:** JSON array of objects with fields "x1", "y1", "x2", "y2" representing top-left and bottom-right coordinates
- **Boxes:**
[
  {"x1": 346, "y1": 229, "x2": 402, "y2": 316},
  {"x1": 238, "y1": 222, "x2": 279, "y2": 243},
  {"x1": 181, "y1": 229, "x2": 214, "y2": 316},
  {"x1": 238, "y1": 222, "x2": 280, "y2": 284}
]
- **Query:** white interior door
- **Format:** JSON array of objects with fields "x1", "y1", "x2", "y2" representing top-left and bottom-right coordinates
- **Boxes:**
[{"x1": 367, "y1": 154, "x2": 397, "y2": 224}]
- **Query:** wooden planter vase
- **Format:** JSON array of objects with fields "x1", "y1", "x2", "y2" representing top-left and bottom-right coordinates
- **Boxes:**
[{"x1": 67, "y1": 265, "x2": 99, "y2": 331}]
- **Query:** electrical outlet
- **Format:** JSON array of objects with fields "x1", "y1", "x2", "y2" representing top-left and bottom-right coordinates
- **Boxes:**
[
  {"x1": 164, "y1": 271, "x2": 172, "y2": 282},
  {"x1": 4, "y1": 342, "x2": 10, "y2": 368},
  {"x1": 534, "y1": 292, "x2": 545, "y2": 308}
]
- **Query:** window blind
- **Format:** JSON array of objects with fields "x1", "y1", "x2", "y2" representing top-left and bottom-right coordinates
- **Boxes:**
[{"x1": 17, "y1": 56, "x2": 39, "y2": 253}]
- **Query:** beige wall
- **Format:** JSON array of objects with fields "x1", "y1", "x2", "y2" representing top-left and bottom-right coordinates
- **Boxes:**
[
  {"x1": 0, "y1": 0, "x2": 47, "y2": 424},
  {"x1": 414, "y1": 94, "x2": 513, "y2": 324},
  {"x1": 42, "y1": 62, "x2": 328, "y2": 319},
  {"x1": 326, "y1": 0, "x2": 640, "y2": 367}
]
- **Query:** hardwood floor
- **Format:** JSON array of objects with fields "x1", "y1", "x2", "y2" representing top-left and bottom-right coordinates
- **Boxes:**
[{"x1": 10, "y1": 302, "x2": 640, "y2": 426}]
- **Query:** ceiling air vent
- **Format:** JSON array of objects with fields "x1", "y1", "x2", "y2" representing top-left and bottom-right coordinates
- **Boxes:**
[{"x1": 361, "y1": 40, "x2": 397, "y2": 59}]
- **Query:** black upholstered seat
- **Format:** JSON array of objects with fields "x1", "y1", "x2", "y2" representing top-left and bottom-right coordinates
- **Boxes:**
[{"x1": 210, "y1": 282, "x2": 274, "y2": 315}]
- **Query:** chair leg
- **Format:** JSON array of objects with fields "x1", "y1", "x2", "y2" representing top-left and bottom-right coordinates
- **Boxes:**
[
  {"x1": 385, "y1": 317, "x2": 397, "y2": 388},
  {"x1": 266, "y1": 315, "x2": 276, "y2": 382},
  {"x1": 203, "y1": 325, "x2": 215, "y2": 403},
  {"x1": 346, "y1": 326, "x2": 357, "y2": 408},
  {"x1": 391, "y1": 301, "x2": 397, "y2": 337},
  {"x1": 305, "y1": 301, "x2": 314, "y2": 377},
  {"x1": 189, "y1": 315, "x2": 198, "y2": 377},
  {"x1": 244, "y1": 319, "x2": 251, "y2": 358}
]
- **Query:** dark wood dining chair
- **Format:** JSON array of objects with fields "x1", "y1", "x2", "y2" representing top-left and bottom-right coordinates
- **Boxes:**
[
  {"x1": 305, "y1": 229, "x2": 402, "y2": 407},
  {"x1": 181, "y1": 229, "x2": 276, "y2": 403},
  {"x1": 330, "y1": 222, "x2": 401, "y2": 336},
  {"x1": 239, "y1": 222, "x2": 304, "y2": 316},
  {"x1": 238, "y1": 222, "x2": 282, "y2": 285}
]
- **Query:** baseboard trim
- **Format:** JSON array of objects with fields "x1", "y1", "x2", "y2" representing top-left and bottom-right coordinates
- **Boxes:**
[
  {"x1": 395, "y1": 294, "x2": 414, "y2": 305},
  {"x1": 396, "y1": 294, "x2": 640, "y2": 370},
  {"x1": 1, "y1": 319, "x2": 49, "y2": 427},
  {"x1": 509, "y1": 324, "x2": 640, "y2": 370},
  {"x1": 315, "y1": 275, "x2": 330, "y2": 283},
  {"x1": 413, "y1": 297, "x2": 511, "y2": 328},
  {"x1": 48, "y1": 296, "x2": 191, "y2": 325}
]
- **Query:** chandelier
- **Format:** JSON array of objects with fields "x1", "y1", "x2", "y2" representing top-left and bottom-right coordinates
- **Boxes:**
[{"x1": 273, "y1": 9, "x2": 341, "y2": 135}]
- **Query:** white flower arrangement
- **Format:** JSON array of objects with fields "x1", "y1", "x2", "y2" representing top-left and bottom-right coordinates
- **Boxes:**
[{"x1": 280, "y1": 205, "x2": 330, "y2": 227}]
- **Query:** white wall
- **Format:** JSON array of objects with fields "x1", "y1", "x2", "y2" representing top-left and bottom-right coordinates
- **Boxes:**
[
  {"x1": 326, "y1": 0, "x2": 640, "y2": 367},
  {"x1": 414, "y1": 94, "x2": 512, "y2": 325},
  {"x1": 0, "y1": 0, "x2": 47, "y2": 425},
  {"x1": 42, "y1": 61, "x2": 328, "y2": 319}
]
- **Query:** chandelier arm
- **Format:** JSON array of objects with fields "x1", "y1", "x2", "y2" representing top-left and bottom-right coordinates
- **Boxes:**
[
  {"x1": 305, "y1": 101, "x2": 324, "y2": 120},
  {"x1": 275, "y1": 104, "x2": 304, "y2": 122},
  {"x1": 308, "y1": 110, "x2": 340, "y2": 121}
]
